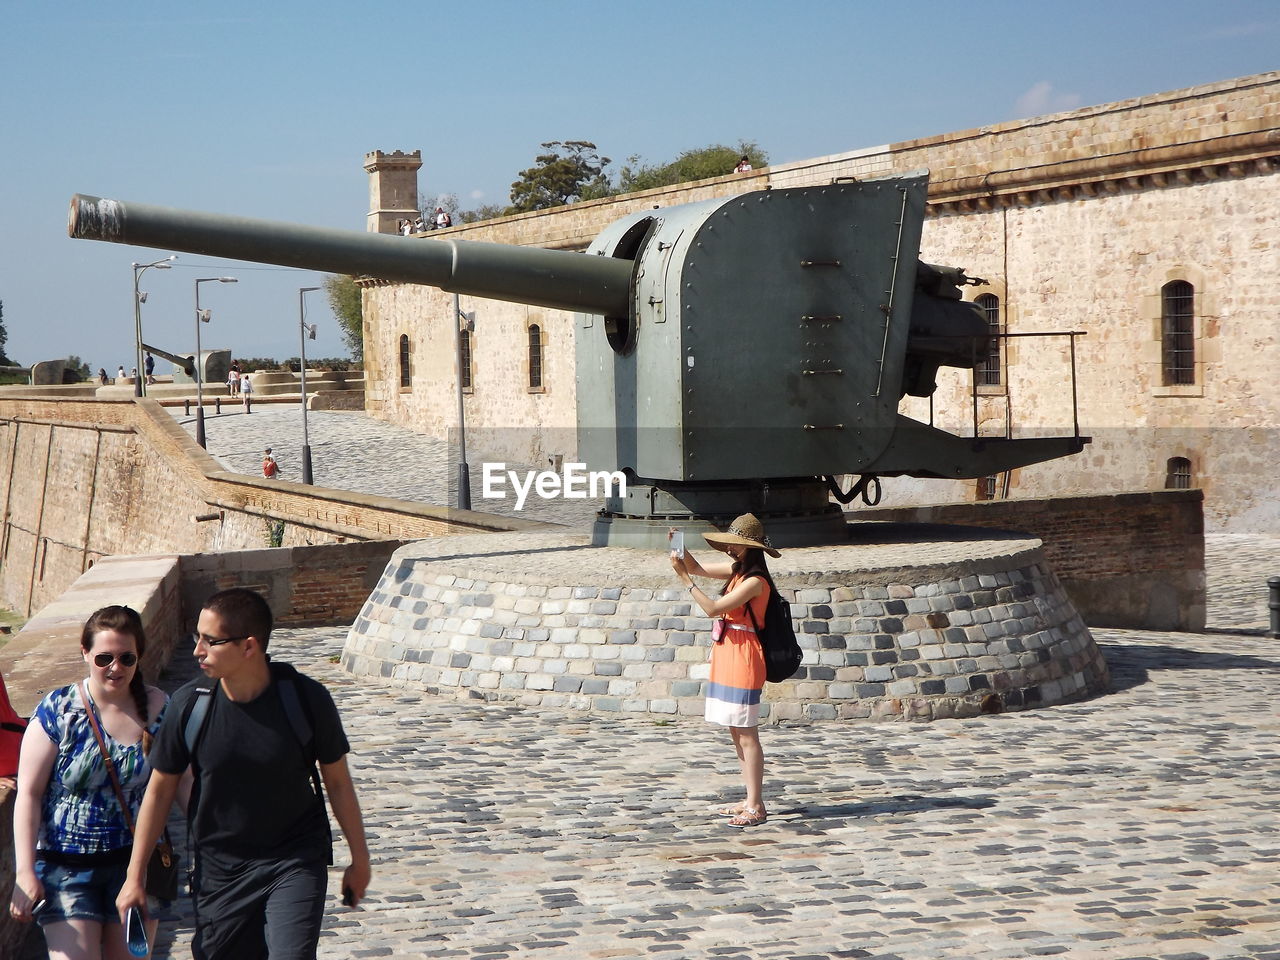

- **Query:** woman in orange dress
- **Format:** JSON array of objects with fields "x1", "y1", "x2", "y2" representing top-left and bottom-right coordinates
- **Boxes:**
[{"x1": 670, "y1": 513, "x2": 779, "y2": 828}]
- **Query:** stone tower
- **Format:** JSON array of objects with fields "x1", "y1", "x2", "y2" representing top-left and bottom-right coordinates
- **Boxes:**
[{"x1": 364, "y1": 150, "x2": 423, "y2": 234}]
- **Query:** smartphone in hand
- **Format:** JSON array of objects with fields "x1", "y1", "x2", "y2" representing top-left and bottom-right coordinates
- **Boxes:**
[
  {"x1": 125, "y1": 906, "x2": 149, "y2": 957},
  {"x1": 670, "y1": 530, "x2": 684, "y2": 559}
]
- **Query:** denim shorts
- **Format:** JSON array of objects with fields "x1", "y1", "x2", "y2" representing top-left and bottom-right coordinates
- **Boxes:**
[{"x1": 36, "y1": 859, "x2": 128, "y2": 925}]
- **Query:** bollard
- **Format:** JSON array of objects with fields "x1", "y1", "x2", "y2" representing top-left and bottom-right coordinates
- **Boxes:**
[
  {"x1": 183, "y1": 399, "x2": 190, "y2": 416},
  {"x1": 215, "y1": 397, "x2": 221, "y2": 414},
  {"x1": 1269, "y1": 577, "x2": 1280, "y2": 639}
]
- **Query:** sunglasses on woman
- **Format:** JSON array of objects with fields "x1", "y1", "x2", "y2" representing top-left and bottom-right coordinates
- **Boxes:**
[{"x1": 93, "y1": 652, "x2": 138, "y2": 668}]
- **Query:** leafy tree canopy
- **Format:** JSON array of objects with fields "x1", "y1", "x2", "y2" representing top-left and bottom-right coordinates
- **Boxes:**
[
  {"x1": 0, "y1": 300, "x2": 11, "y2": 366},
  {"x1": 509, "y1": 141, "x2": 612, "y2": 213},
  {"x1": 617, "y1": 140, "x2": 768, "y2": 194},
  {"x1": 65, "y1": 355, "x2": 91, "y2": 382},
  {"x1": 324, "y1": 274, "x2": 363, "y2": 360}
]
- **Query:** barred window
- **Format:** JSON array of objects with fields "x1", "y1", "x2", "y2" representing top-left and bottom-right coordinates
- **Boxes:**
[
  {"x1": 398, "y1": 334, "x2": 411, "y2": 388},
  {"x1": 976, "y1": 475, "x2": 998, "y2": 501},
  {"x1": 528, "y1": 324, "x2": 543, "y2": 390},
  {"x1": 1161, "y1": 281, "x2": 1195, "y2": 385},
  {"x1": 459, "y1": 328, "x2": 473, "y2": 390},
  {"x1": 975, "y1": 293, "x2": 1001, "y2": 387},
  {"x1": 1165, "y1": 457, "x2": 1192, "y2": 490}
]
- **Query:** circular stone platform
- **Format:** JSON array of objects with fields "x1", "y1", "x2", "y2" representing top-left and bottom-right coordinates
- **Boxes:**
[{"x1": 341, "y1": 523, "x2": 1110, "y2": 722}]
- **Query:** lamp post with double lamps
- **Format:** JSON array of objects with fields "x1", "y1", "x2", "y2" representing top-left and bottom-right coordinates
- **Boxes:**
[
  {"x1": 193, "y1": 276, "x2": 237, "y2": 448},
  {"x1": 131, "y1": 256, "x2": 176, "y2": 397},
  {"x1": 298, "y1": 286, "x2": 320, "y2": 484}
]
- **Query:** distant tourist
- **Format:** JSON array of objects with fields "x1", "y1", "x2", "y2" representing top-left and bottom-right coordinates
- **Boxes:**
[
  {"x1": 227, "y1": 365, "x2": 240, "y2": 396},
  {"x1": 412, "y1": 215, "x2": 426, "y2": 233},
  {"x1": 144, "y1": 352, "x2": 156, "y2": 384},
  {"x1": 262, "y1": 447, "x2": 279, "y2": 478},
  {"x1": 116, "y1": 365, "x2": 126, "y2": 383},
  {"x1": 434, "y1": 207, "x2": 451, "y2": 230},
  {"x1": 240, "y1": 373, "x2": 253, "y2": 412},
  {"x1": 97, "y1": 368, "x2": 109, "y2": 385},
  {"x1": 734, "y1": 155, "x2": 753, "y2": 173}
]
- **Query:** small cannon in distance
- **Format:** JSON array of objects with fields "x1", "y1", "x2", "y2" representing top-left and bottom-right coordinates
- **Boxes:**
[
  {"x1": 69, "y1": 176, "x2": 1088, "y2": 546},
  {"x1": 140, "y1": 341, "x2": 195, "y2": 379}
]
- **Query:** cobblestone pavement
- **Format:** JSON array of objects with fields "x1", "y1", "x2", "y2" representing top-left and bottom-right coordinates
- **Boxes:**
[
  {"x1": 150, "y1": 406, "x2": 1280, "y2": 959},
  {"x1": 181, "y1": 407, "x2": 602, "y2": 528},
  {"x1": 144, "y1": 621, "x2": 1280, "y2": 960}
]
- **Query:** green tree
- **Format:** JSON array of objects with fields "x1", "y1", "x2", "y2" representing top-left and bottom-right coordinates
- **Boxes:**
[
  {"x1": 65, "y1": 355, "x2": 91, "y2": 380},
  {"x1": 456, "y1": 202, "x2": 511, "y2": 224},
  {"x1": 324, "y1": 274, "x2": 363, "y2": 360},
  {"x1": 509, "y1": 141, "x2": 612, "y2": 212},
  {"x1": 0, "y1": 300, "x2": 11, "y2": 366},
  {"x1": 617, "y1": 140, "x2": 768, "y2": 194}
]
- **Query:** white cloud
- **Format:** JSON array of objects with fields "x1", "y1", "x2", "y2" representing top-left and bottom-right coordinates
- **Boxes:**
[
  {"x1": 469, "y1": 189, "x2": 486, "y2": 201},
  {"x1": 1013, "y1": 81, "x2": 1083, "y2": 119}
]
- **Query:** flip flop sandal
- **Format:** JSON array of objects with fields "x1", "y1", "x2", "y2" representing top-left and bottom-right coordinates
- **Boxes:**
[
  {"x1": 717, "y1": 805, "x2": 746, "y2": 817},
  {"x1": 727, "y1": 808, "x2": 767, "y2": 828}
]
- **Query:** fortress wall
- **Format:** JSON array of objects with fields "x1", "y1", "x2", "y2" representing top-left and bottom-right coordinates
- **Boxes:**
[
  {"x1": 0, "y1": 396, "x2": 541, "y2": 616},
  {"x1": 362, "y1": 71, "x2": 1280, "y2": 532},
  {"x1": 850, "y1": 489, "x2": 1205, "y2": 630}
]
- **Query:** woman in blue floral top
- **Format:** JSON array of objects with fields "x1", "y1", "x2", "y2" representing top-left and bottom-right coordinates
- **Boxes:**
[{"x1": 8, "y1": 606, "x2": 173, "y2": 959}]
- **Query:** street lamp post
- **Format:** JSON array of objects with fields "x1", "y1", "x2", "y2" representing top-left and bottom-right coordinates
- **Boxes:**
[
  {"x1": 131, "y1": 256, "x2": 176, "y2": 397},
  {"x1": 193, "y1": 276, "x2": 237, "y2": 448},
  {"x1": 454, "y1": 293, "x2": 473, "y2": 510},
  {"x1": 298, "y1": 286, "x2": 320, "y2": 484}
]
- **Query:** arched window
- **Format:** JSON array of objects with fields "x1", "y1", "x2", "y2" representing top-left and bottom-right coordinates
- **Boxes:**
[
  {"x1": 975, "y1": 293, "x2": 1001, "y2": 387},
  {"x1": 459, "y1": 328, "x2": 473, "y2": 390},
  {"x1": 1165, "y1": 457, "x2": 1192, "y2": 490},
  {"x1": 528, "y1": 324, "x2": 543, "y2": 390},
  {"x1": 1161, "y1": 281, "x2": 1195, "y2": 385},
  {"x1": 398, "y1": 334, "x2": 411, "y2": 388}
]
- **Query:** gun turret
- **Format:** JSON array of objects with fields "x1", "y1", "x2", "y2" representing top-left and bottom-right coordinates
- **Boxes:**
[{"x1": 70, "y1": 177, "x2": 1087, "y2": 546}]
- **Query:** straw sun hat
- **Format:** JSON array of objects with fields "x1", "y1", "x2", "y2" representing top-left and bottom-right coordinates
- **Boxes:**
[{"x1": 702, "y1": 513, "x2": 780, "y2": 558}]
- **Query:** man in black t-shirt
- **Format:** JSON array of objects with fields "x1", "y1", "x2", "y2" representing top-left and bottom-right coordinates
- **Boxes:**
[{"x1": 117, "y1": 588, "x2": 371, "y2": 960}]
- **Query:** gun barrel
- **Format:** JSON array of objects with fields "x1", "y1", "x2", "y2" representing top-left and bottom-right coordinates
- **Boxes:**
[{"x1": 69, "y1": 194, "x2": 633, "y2": 317}]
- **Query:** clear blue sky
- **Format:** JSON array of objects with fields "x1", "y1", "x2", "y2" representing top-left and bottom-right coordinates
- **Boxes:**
[{"x1": 1, "y1": 1, "x2": 1275, "y2": 374}]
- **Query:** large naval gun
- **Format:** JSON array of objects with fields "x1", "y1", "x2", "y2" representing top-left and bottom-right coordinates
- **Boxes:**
[{"x1": 69, "y1": 174, "x2": 1087, "y2": 546}]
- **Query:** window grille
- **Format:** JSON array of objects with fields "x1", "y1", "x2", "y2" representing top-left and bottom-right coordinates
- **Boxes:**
[
  {"x1": 976, "y1": 475, "x2": 998, "y2": 501},
  {"x1": 1165, "y1": 457, "x2": 1192, "y2": 490},
  {"x1": 1161, "y1": 281, "x2": 1195, "y2": 385},
  {"x1": 528, "y1": 324, "x2": 543, "y2": 390},
  {"x1": 398, "y1": 334, "x2": 411, "y2": 388},
  {"x1": 460, "y1": 329, "x2": 473, "y2": 390},
  {"x1": 975, "y1": 293, "x2": 1001, "y2": 387}
]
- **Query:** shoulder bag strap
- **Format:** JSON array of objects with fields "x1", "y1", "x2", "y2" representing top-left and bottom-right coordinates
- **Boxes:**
[
  {"x1": 79, "y1": 681, "x2": 137, "y2": 836},
  {"x1": 740, "y1": 574, "x2": 769, "y2": 634}
]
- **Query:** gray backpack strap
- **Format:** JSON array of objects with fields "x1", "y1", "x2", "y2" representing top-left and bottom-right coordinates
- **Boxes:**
[{"x1": 184, "y1": 686, "x2": 215, "y2": 757}]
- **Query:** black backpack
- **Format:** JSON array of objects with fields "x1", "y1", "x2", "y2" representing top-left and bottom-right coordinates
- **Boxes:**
[{"x1": 743, "y1": 574, "x2": 804, "y2": 683}]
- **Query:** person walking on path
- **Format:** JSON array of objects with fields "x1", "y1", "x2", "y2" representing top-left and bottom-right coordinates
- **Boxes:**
[
  {"x1": 239, "y1": 373, "x2": 252, "y2": 413},
  {"x1": 9, "y1": 606, "x2": 179, "y2": 959},
  {"x1": 669, "y1": 513, "x2": 778, "y2": 828},
  {"x1": 144, "y1": 352, "x2": 156, "y2": 385},
  {"x1": 116, "y1": 588, "x2": 371, "y2": 960}
]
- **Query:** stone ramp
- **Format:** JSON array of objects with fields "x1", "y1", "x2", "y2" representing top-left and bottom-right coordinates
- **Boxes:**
[{"x1": 0, "y1": 554, "x2": 182, "y2": 716}]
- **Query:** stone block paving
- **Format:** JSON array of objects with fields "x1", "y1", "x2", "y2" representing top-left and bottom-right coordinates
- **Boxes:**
[
  {"x1": 180, "y1": 407, "x2": 602, "y2": 529},
  {"x1": 152, "y1": 407, "x2": 1280, "y2": 958},
  {"x1": 143, "y1": 615, "x2": 1280, "y2": 960}
]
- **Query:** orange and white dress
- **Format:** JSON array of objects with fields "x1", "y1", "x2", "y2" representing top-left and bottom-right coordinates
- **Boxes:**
[{"x1": 705, "y1": 575, "x2": 769, "y2": 727}]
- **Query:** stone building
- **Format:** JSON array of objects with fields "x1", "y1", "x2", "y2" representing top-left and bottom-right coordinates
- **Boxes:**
[{"x1": 359, "y1": 72, "x2": 1280, "y2": 534}]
